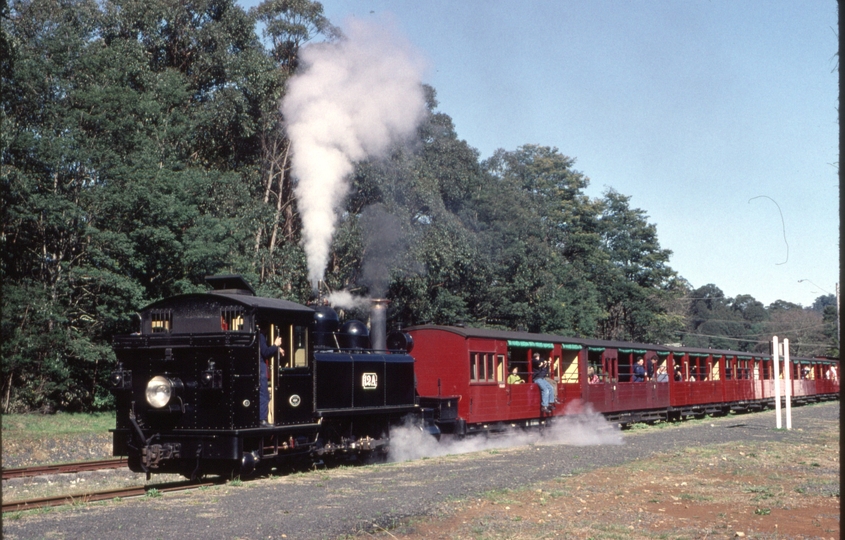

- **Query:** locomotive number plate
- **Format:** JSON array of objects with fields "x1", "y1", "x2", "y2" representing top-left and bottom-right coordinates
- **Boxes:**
[{"x1": 362, "y1": 372, "x2": 378, "y2": 389}]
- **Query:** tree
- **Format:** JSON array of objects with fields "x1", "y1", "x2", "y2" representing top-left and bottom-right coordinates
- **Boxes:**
[
  {"x1": 473, "y1": 145, "x2": 603, "y2": 334},
  {"x1": 684, "y1": 284, "x2": 744, "y2": 350},
  {"x1": 593, "y1": 189, "x2": 678, "y2": 342},
  {"x1": 810, "y1": 293, "x2": 836, "y2": 313},
  {"x1": 324, "y1": 87, "x2": 493, "y2": 327},
  {"x1": 2, "y1": 0, "x2": 323, "y2": 412},
  {"x1": 249, "y1": 0, "x2": 337, "y2": 286},
  {"x1": 766, "y1": 308, "x2": 828, "y2": 358}
]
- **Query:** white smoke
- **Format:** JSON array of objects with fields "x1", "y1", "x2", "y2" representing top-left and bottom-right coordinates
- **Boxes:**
[
  {"x1": 281, "y1": 17, "x2": 428, "y2": 287},
  {"x1": 388, "y1": 400, "x2": 623, "y2": 463},
  {"x1": 326, "y1": 290, "x2": 371, "y2": 310}
]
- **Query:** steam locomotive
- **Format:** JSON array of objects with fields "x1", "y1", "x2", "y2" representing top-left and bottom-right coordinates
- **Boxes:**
[
  {"x1": 110, "y1": 275, "x2": 839, "y2": 478},
  {"x1": 110, "y1": 275, "x2": 426, "y2": 479}
]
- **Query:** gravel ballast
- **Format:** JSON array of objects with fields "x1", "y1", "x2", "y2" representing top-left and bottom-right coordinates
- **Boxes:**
[{"x1": 2, "y1": 401, "x2": 838, "y2": 540}]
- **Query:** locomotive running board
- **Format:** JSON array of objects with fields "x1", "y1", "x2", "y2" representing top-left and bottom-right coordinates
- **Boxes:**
[{"x1": 316, "y1": 405, "x2": 419, "y2": 417}]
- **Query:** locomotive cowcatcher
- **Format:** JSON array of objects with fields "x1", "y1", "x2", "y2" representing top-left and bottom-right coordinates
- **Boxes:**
[{"x1": 110, "y1": 275, "x2": 425, "y2": 479}]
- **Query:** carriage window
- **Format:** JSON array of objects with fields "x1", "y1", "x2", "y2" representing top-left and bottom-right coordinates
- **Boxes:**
[
  {"x1": 689, "y1": 357, "x2": 701, "y2": 381},
  {"x1": 680, "y1": 358, "x2": 690, "y2": 381},
  {"x1": 470, "y1": 352, "x2": 498, "y2": 383},
  {"x1": 486, "y1": 353, "x2": 495, "y2": 382},
  {"x1": 150, "y1": 309, "x2": 172, "y2": 333},
  {"x1": 619, "y1": 354, "x2": 633, "y2": 383},
  {"x1": 559, "y1": 350, "x2": 579, "y2": 383},
  {"x1": 587, "y1": 349, "x2": 607, "y2": 382},
  {"x1": 709, "y1": 358, "x2": 720, "y2": 381},
  {"x1": 508, "y1": 349, "x2": 529, "y2": 383},
  {"x1": 801, "y1": 364, "x2": 813, "y2": 380},
  {"x1": 220, "y1": 306, "x2": 245, "y2": 331}
]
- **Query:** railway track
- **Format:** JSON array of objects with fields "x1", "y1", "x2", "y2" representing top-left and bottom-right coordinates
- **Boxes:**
[
  {"x1": 2, "y1": 458, "x2": 129, "y2": 481},
  {"x1": 2, "y1": 480, "x2": 216, "y2": 513}
]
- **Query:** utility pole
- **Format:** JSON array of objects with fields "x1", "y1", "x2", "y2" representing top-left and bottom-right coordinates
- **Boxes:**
[{"x1": 772, "y1": 335, "x2": 781, "y2": 429}]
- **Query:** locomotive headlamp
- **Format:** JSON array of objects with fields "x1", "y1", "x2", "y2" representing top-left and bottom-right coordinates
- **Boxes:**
[
  {"x1": 145, "y1": 376, "x2": 182, "y2": 408},
  {"x1": 200, "y1": 360, "x2": 222, "y2": 389},
  {"x1": 109, "y1": 363, "x2": 132, "y2": 390}
]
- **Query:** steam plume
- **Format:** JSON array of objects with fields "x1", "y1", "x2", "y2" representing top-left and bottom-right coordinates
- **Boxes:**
[
  {"x1": 282, "y1": 17, "x2": 428, "y2": 287},
  {"x1": 388, "y1": 401, "x2": 623, "y2": 463},
  {"x1": 326, "y1": 290, "x2": 371, "y2": 310}
]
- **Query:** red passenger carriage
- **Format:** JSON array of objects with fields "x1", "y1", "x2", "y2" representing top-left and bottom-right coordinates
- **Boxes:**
[{"x1": 406, "y1": 325, "x2": 839, "y2": 435}]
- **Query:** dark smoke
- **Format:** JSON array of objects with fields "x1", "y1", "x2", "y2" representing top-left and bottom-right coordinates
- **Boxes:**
[{"x1": 359, "y1": 204, "x2": 406, "y2": 297}]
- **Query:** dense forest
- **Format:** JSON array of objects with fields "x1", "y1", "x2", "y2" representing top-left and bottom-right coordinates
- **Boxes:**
[{"x1": 1, "y1": 0, "x2": 837, "y2": 413}]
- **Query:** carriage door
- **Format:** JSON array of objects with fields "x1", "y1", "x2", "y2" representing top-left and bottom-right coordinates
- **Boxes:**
[
  {"x1": 586, "y1": 347, "x2": 609, "y2": 408},
  {"x1": 606, "y1": 351, "x2": 620, "y2": 408},
  {"x1": 274, "y1": 323, "x2": 313, "y2": 425}
]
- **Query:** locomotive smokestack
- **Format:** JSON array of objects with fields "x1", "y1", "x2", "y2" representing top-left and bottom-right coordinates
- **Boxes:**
[{"x1": 370, "y1": 299, "x2": 389, "y2": 352}]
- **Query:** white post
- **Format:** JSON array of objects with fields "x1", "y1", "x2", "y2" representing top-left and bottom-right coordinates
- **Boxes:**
[
  {"x1": 783, "y1": 338, "x2": 792, "y2": 430},
  {"x1": 772, "y1": 335, "x2": 781, "y2": 429}
]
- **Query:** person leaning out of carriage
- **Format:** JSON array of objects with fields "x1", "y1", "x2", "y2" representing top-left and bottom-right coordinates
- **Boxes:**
[
  {"x1": 532, "y1": 353, "x2": 556, "y2": 413},
  {"x1": 633, "y1": 357, "x2": 646, "y2": 382}
]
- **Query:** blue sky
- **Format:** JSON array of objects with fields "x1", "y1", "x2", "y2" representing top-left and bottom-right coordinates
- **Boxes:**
[{"x1": 241, "y1": 0, "x2": 839, "y2": 307}]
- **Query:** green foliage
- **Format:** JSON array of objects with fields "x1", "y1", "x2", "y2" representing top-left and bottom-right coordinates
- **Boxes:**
[
  {"x1": 680, "y1": 283, "x2": 835, "y2": 355},
  {"x1": 1, "y1": 0, "x2": 331, "y2": 412},
  {"x1": 3, "y1": 0, "x2": 834, "y2": 413}
]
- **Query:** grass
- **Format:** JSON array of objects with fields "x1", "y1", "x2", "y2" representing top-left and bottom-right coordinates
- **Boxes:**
[{"x1": 2, "y1": 412, "x2": 115, "y2": 440}]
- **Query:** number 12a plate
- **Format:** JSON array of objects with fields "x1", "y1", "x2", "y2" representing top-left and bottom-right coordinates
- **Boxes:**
[{"x1": 362, "y1": 372, "x2": 378, "y2": 389}]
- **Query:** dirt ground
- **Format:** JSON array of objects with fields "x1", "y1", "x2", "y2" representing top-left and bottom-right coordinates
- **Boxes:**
[
  {"x1": 2, "y1": 408, "x2": 839, "y2": 540},
  {"x1": 376, "y1": 425, "x2": 839, "y2": 540}
]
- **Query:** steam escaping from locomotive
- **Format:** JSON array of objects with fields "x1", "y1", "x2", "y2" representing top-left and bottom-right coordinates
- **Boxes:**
[
  {"x1": 388, "y1": 401, "x2": 623, "y2": 463},
  {"x1": 281, "y1": 17, "x2": 428, "y2": 288},
  {"x1": 326, "y1": 290, "x2": 372, "y2": 310}
]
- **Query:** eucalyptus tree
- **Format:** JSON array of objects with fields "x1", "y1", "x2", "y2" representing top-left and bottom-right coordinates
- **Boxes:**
[
  {"x1": 476, "y1": 145, "x2": 603, "y2": 335},
  {"x1": 249, "y1": 0, "x2": 337, "y2": 289},
  {"x1": 593, "y1": 189, "x2": 679, "y2": 343},
  {"x1": 1, "y1": 0, "x2": 329, "y2": 411}
]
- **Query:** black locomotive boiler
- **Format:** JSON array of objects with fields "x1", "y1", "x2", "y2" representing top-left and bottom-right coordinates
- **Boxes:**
[{"x1": 110, "y1": 275, "x2": 426, "y2": 478}]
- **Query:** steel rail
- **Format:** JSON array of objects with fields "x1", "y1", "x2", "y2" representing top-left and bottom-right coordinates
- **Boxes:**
[
  {"x1": 2, "y1": 458, "x2": 129, "y2": 481},
  {"x1": 2, "y1": 480, "x2": 214, "y2": 513}
]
